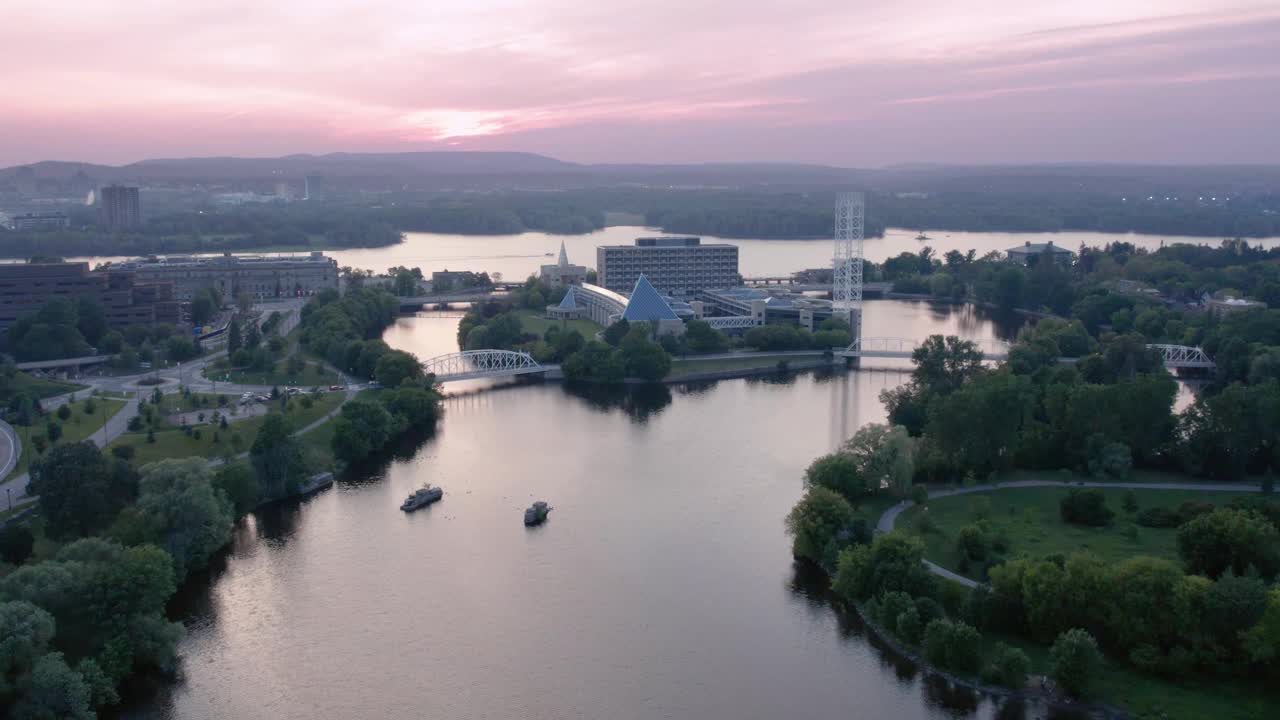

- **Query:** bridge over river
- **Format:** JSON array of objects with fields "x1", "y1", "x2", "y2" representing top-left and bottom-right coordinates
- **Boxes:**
[{"x1": 420, "y1": 340, "x2": 1214, "y2": 383}]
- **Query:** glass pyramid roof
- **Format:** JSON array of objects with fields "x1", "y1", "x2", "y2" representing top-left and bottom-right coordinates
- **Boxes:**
[
  {"x1": 557, "y1": 287, "x2": 578, "y2": 309},
  {"x1": 622, "y1": 275, "x2": 679, "y2": 321}
]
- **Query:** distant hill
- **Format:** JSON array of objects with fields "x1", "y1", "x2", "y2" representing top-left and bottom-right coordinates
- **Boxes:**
[{"x1": 2, "y1": 152, "x2": 1278, "y2": 195}]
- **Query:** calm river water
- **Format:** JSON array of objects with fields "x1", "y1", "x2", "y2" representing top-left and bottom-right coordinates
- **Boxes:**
[
  {"x1": 76, "y1": 224, "x2": 1280, "y2": 280},
  {"x1": 124, "y1": 299, "x2": 1068, "y2": 720},
  {"x1": 119, "y1": 224, "x2": 1233, "y2": 719}
]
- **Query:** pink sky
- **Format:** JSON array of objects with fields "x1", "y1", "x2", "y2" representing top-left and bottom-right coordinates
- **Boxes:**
[{"x1": 3, "y1": 1, "x2": 1278, "y2": 167}]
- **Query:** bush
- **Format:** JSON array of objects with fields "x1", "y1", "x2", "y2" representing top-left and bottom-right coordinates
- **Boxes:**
[
  {"x1": 0, "y1": 523, "x2": 35, "y2": 564},
  {"x1": 1122, "y1": 490, "x2": 1138, "y2": 513},
  {"x1": 982, "y1": 643, "x2": 1031, "y2": 688},
  {"x1": 1136, "y1": 506, "x2": 1180, "y2": 528},
  {"x1": 909, "y1": 484, "x2": 928, "y2": 506},
  {"x1": 1059, "y1": 489, "x2": 1114, "y2": 527},
  {"x1": 878, "y1": 591, "x2": 914, "y2": 630},
  {"x1": 922, "y1": 618, "x2": 982, "y2": 673},
  {"x1": 896, "y1": 607, "x2": 924, "y2": 645},
  {"x1": 956, "y1": 523, "x2": 992, "y2": 563},
  {"x1": 1050, "y1": 629, "x2": 1102, "y2": 698},
  {"x1": 1087, "y1": 439, "x2": 1132, "y2": 480}
]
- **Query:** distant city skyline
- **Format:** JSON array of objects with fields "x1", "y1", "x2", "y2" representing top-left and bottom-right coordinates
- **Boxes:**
[{"x1": 3, "y1": 1, "x2": 1278, "y2": 167}]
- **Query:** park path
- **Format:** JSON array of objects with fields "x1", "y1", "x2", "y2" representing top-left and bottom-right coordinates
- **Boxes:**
[
  {"x1": 0, "y1": 395, "x2": 140, "y2": 502},
  {"x1": 876, "y1": 478, "x2": 1266, "y2": 589}
]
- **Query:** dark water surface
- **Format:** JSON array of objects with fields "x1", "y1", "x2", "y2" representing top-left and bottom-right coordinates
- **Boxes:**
[{"x1": 131, "y1": 301, "x2": 1067, "y2": 720}]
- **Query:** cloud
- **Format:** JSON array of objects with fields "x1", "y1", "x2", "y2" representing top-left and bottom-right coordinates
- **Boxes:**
[{"x1": 0, "y1": 1, "x2": 1277, "y2": 165}]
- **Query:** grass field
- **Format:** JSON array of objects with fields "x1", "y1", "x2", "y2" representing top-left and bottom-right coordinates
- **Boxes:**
[
  {"x1": 111, "y1": 392, "x2": 344, "y2": 465},
  {"x1": 11, "y1": 373, "x2": 86, "y2": 400},
  {"x1": 513, "y1": 309, "x2": 602, "y2": 340},
  {"x1": 973, "y1": 629, "x2": 1277, "y2": 720},
  {"x1": 6, "y1": 397, "x2": 129, "y2": 480},
  {"x1": 897, "y1": 484, "x2": 1255, "y2": 576},
  {"x1": 203, "y1": 359, "x2": 341, "y2": 386}
]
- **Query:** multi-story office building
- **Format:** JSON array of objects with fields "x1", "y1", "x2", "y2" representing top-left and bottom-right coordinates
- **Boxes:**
[
  {"x1": 0, "y1": 262, "x2": 181, "y2": 331},
  {"x1": 114, "y1": 251, "x2": 339, "y2": 301},
  {"x1": 596, "y1": 237, "x2": 738, "y2": 296},
  {"x1": 9, "y1": 212, "x2": 71, "y2": 231},
  {"x1": 98, "y1": 185, "x2": 142, "y2": 231}
]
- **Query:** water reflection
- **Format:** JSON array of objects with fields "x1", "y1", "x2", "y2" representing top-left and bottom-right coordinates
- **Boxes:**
[{"x1": 562, "y1": 381, "x2": 673, "y2": 422}]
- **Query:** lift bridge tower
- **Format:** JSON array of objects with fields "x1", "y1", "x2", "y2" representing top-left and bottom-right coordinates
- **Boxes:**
[{"x1": 833, "y1": 191, "x2": 865, "y2": 347}]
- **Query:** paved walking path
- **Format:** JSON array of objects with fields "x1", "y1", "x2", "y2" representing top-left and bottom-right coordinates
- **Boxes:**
[
  {"x1": 876, "y1": 478, "x2": 1266, "y2": 589},
  {"x1": 0, "y1": 396, "x2": 140, "y2": 501},
  {"x1": 0, "y1": 419, "x2": 20, "y2": 482}
]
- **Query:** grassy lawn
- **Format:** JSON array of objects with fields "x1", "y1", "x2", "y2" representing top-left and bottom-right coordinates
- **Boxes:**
[
  {"x1": 668, "y1": 355, "x2": 824, "y2": 378},
  {"x1": 972, "y1": 630, "x2": 1276, "y2": 720},
  {"x1": 0, "y1": 499, "x2": 38, "y2": 522},
  {"x1": 6, "y1": 397, "x2": 128, "y2": 480},
  {"x1": 111, "y1": 392, "x2": 344, "y2": 465},
  {"x1": 897, "y1": 485, "x2": 1256, "y2": 576},
  {"x1": 202, "y1": 359, "x2": 341, "y2": 386},
  {"x1": 513, "y1": 309, "x2": 601, "y2": 340},
  {"x1": 11, "y1": 373, "x2": 86, "y2": 400}
]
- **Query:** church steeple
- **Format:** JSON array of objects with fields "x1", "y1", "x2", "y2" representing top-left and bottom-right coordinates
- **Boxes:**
[{"x1": 557, "y1": 240, "x2": 569, "y2": 267}]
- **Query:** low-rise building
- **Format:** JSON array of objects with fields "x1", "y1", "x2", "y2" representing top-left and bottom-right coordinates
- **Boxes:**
[
  {"x1": 9, "y1": 212, "x2": 71, "y2": 231},
  {"x1": 0, "y1": 261, "x2": 181, "y2": 331},
  {"x1": 111, "y1": 251, "x2": 338, "y2": 301},
  {"x1": 539, "y1": 241, "x2": 588, "y2": 286},
  {"x1": 1205, "y1": 295, "x2": 1267, "y2": 317},
  {"x1": 1005, "y1": 241, "x2": 1073, "y2": 267}
]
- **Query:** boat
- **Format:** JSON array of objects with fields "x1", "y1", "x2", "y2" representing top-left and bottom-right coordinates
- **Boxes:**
[
  {"x1": 915, "y1": 232, "x2": 931, "y2": 241},
  {"x1": 524, "y1": 501, "x2": 552, "y2": 526},
  {"x1": 544, "y1": 252, "x2": 555, "y2": 256},
  {"x1": 401, "y1": 484, "x2": 443, "y2": 512}
]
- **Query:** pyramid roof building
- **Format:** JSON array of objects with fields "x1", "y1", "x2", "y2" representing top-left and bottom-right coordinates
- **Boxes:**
[
  {"x1": 556, "y1": 286, "x2": 578, "y2": 309},
  {"x1": 622, "y1": 274, "x2": 679, "y2": 321}
]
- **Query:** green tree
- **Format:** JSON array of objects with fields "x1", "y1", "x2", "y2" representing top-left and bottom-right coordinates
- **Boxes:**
[
  {"x1": 803, "y1": 453, "x2": 869, "y2": 506},
  {"x1": 684, "y1": 320, "x2": 728, "y2": 354},
  {"x1": 619, "y1": 329, "x2": 671, "y2": 382},
  {"x1": 1177, "y1": 508, "x2": 1280, "y2": 579},
  {"x1": 249, "y1": 414, "x2": 305, "y2": 499},
  {"x1": 841, "y1": 423, "x2": 917, "y2": 497},
  {"x1": 602, "y1": 319, "x2": 631, "y2": 346},
  {"x1": 374, "y1": 349, "x2": 423, "y2": 388},
  {"x1": 983, "y1": 643, "x2": 1031, "y2": 688},
  {"x1": 0, "y1": 523, "x2": 35, "y2": 565},
  {"x1": 227, "y1": 318, "x2": 242, "y2": 354},
  {"x1": 833, "y1": 532, "x2": 935, "y2": 602},
  {"x1": 120, "y1": 459, "x2": 235, "y2": 578},
  {"x1": 784, "y1": 487, "x2": 854, "y2": 565},
  {"x1": 28, "y1": 442, "x2": 138, "y2": 539},
  {"x1": 331, "y1": 400, "x2": 396, "y2": 463},
  {"x1": 1050, "y1": 629, "x2": 1102, "y2": 697}
]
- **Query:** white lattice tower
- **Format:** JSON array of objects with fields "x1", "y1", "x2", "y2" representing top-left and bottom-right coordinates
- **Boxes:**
[{"x1": 833, "y1": 192, "x2": 865, "y2": 344}]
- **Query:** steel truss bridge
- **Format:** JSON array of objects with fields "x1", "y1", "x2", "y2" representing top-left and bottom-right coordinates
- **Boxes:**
[
  {"x1": 422, "y1": 350, "x2": 549, "y2": 383},
  {"x1": 837, "y1": 337, "x2": 1215, "y2": 369},
  {"x1": 838, "y1": 337, "x2": 1011, "y2": 361}
]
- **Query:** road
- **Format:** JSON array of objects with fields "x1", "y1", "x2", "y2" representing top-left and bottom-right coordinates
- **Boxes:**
[
  {"x1": 875, "y1": 478, "x2": 1266, "y2": 589},
  {"x1": 0, "y1": 419, "x2": 20, "y2": 482},
  {"x1": 1, "y1": 301, "x2": 350, "y2": 502}
]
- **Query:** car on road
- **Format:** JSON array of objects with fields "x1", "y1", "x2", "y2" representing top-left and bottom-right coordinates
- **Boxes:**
[{"x1": 329, "y1": 385, "x2": 344, "y2": 391}]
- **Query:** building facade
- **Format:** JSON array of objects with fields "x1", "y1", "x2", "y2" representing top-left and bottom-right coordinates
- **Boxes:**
[
  {"x1": 540, "y1": 241, "x2": 588, "y2": 286},
  {"x1": 114, "y1": 251, "x2": 338, "y2": 301},
  {"x1": 1005, "y1": 241, "x2": 1073, "y2": 267},
  {"x1": 596, "y1": 237, "x2": 738, "y2": 296},
  {"x1": 0, "y1": 262, "x2": 181, "y2": 332},
  {"x1": 98, "y1": 185, "x2": 141, "y2": 231},
  {"x1": 9, "y1": 212, "x2": 71, "y2": 231}
]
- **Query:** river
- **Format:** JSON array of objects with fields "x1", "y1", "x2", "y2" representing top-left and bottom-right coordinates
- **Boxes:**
[
  {"x1": 127, "y1": 297, "x2": 1084, "y2": 720},
  {"x1": 75, "y1": 225, "x2": 1280, "y2": 280}
]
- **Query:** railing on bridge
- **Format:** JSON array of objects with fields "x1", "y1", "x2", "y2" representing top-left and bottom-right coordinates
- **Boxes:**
[
  {"x1": 839, "y1": 337, "x2": 1012, "y2": 360},
  {"x1": 422, "y1": 349, "x2": 546, "y2": 382},
  {"x1": 1149, "y1": 344, "x2": 1216, "y2": 369},
  {"x1": 838, "y1": 337, "x2": 1214, "y2": 369},
  {"x1": 704, "y1": 316, "x2": 758, "y2": 330}
]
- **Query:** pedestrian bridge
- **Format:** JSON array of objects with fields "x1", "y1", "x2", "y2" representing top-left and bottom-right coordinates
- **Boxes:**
[
  {"x1": 838, "y1": 337, "x2": 1012, "y2": 361},
  {"x1": 837, "y1": 337, "x2": 1215, "y2": 370},
  {"x1": 422, "y1": 350, "x2": 549, "y2": 382}
]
